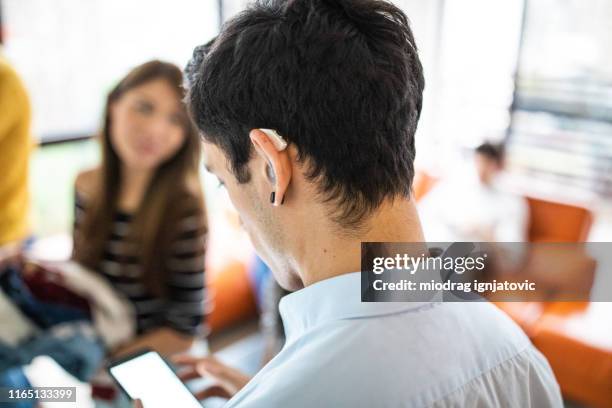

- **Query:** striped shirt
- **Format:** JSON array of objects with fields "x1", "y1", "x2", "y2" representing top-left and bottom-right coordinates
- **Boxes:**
[{"x1": 73, "y1": 193, "x2": 207, "y2": 336}]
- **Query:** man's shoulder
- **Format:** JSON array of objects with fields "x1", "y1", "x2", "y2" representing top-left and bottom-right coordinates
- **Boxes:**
[
  {"x1": 429, "y1": 302, "x2": 532, "y2": 357},
  {"x1": 358, "y1": 301, "x2": 530, "y2": 351},
  {"x1": 238, "y1": 302, "x2": 557, "y2": 407},
  {"x1": 286, "y1": 301, "x2": 531, "y2": 367},
  {"x1": 244, "y1": 302, "x2": 537, "y2": 406}
]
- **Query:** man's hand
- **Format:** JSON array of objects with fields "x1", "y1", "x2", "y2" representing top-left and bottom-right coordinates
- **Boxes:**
[{"x1": 172, "y1": 355, "x2": 252, "y2": 400}]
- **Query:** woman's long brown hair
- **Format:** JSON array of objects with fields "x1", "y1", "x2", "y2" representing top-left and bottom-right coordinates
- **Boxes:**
[{"x1": 73, "y1": 60, "x2": 206, "y2": 296}]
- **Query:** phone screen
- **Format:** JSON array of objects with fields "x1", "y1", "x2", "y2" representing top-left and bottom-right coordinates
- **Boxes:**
[{"x1": 109, "y1": 351, "x2": 202, "y2": 408}]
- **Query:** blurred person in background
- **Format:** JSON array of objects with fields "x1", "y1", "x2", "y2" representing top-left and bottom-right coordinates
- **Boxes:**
[
  {"x1": 418, "y1": 142, "x2": 529, "y2": 242},
  {"x1": 0, "y1": 47, "x2": 34, "y2": 408},
  {"x1": 72, "y1": 60, "x2": 208, "y2": 357},
  {"x1": 0, "y1": 52, "x2": 32, "y2": 270}
]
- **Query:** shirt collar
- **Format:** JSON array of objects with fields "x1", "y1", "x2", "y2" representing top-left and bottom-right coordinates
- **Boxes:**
[{"x1": 279, "y1": 272, "x2": 429, "y2": 343}]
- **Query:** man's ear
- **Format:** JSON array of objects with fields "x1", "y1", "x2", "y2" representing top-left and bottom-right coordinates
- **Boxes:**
[{"x1": 249, "y1": 129, "x2": 292, "y2": 206}]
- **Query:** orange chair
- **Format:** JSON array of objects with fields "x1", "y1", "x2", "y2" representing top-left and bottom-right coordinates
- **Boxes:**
[
  {"x1": 531, "y1": 303, "x2": 612, "y2": 408},
  {"x1": 206, "y1": 260, "x2": 258, "y2": 333},
  {"x1": 412, "y1": 171, "x2": 438, "y2": 201},
  {"x1": 498, "y1": 199, "x2": 612, "y2": 407},
  {"x1": 205, "y1": 206, "x2": 259, "y2": 334},
  {"x1": 527, "y1": 197, "x2": 592, "y2": 242}
]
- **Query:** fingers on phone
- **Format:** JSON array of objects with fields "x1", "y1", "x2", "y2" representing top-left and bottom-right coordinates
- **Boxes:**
[
  {"x1": 177, "y1": 367, "x2": 201, "y2": 382},
  {"x1": 172, "y1": 355, "x2": 233, "y2": 387},
  {"x1": 194, "y1": 385, "x2": 232, "y2": 400}
]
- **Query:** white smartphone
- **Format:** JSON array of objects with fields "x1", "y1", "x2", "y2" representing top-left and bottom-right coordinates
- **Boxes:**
[{"x1": 108, "y1": 349, "x2": 202, "y2": 408}]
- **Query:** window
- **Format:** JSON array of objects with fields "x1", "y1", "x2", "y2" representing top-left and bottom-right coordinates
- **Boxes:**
[
  {"x1": 507, "y1": 0, "x2": 612, "y2": 203},
  {"x1": 2, "y1": 0, "x2": 219, "y2": 143}
]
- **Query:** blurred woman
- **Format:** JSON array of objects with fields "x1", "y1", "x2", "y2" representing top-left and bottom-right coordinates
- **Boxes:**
[
  {"x1": 0, "y1": 54, "x2": 32, "y2": 271},
  {"x1": 72, "y1": 60, "x2": 207, "y2": 357}
]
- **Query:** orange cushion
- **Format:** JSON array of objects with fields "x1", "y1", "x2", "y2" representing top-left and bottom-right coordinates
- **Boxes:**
[
  {"x1": 527, "y1": 198, "x2": 592, "y2": 242},
  {"x1": 204, "y1": 204, "x2": 259, "y2": 333},
  {"x1": 206, "y1": 260, "x2": 257, "y2": 333},
  {"x1": 531, "y1": 303, "x2": 612, "y2": 408}
]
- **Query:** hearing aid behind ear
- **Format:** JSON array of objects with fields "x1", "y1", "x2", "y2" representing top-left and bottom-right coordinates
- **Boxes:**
[{"x1": 259, "y1": 128, "x2": 288, "y2": 151}]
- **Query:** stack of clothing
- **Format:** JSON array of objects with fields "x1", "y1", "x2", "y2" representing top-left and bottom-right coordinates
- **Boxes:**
[{"x1": 0, "y1": 260, "x2": 135, "y2": 405}]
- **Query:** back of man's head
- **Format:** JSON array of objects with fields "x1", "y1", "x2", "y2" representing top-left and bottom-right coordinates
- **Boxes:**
[
  {"x1": 187, "y1": 0, "x2": 424, "y2": 228},
  {"x1": 475, "y1": 142, "x2": 504, "y2": 164}
]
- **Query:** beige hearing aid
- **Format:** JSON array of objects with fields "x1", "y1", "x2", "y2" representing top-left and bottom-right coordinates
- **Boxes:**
[{"x1": 259, "y1": 128, "x2": 288, "y2": 151}]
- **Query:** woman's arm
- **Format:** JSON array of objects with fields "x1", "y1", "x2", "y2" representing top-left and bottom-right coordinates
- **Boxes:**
[
  {"x1": 114, "y1": 211, "x2": 208, "y2": 358},
  {"x1": 163, "y1": 211, "x2": 208, "y2": 336}
]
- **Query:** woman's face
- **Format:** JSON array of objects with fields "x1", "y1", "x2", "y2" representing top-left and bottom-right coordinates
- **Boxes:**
[{"x1": 109, "y1": 78, "x2": 187, "y2": 171}]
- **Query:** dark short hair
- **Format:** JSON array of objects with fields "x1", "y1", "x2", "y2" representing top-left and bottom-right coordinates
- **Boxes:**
[
  {"x1": 475, "y1": 142, "x2": 504, "y2": 164},
  {"x1": 186, "y1": 0, "x2": 424, "y2": 228},
  {"x1": 184, "y1": 38, "x2": 216, "y2": 90}
]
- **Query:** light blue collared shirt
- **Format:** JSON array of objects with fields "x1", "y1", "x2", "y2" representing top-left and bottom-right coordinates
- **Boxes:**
[{"x1": 226, "y1": 272, "x2": 562, "y2": 407}]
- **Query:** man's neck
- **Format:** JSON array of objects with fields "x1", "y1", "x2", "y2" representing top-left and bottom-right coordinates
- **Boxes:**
[{"x1": 296, "y1": 197, "x2": 424, "y2": 287}]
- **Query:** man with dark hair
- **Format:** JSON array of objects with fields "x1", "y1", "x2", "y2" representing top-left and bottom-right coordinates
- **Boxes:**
[
  {"x1": 163, "y1": 0, "x2": 561, "y2": 406},
  {"x1": 420, "y1": 141, "x2": 529, "y2": 242},
  {"x1": 475, "y1": 141, "x2": 504, "y2": 163},
  {"x1": 474, "y1": 142, "x2": 505, "y2": 184}
]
